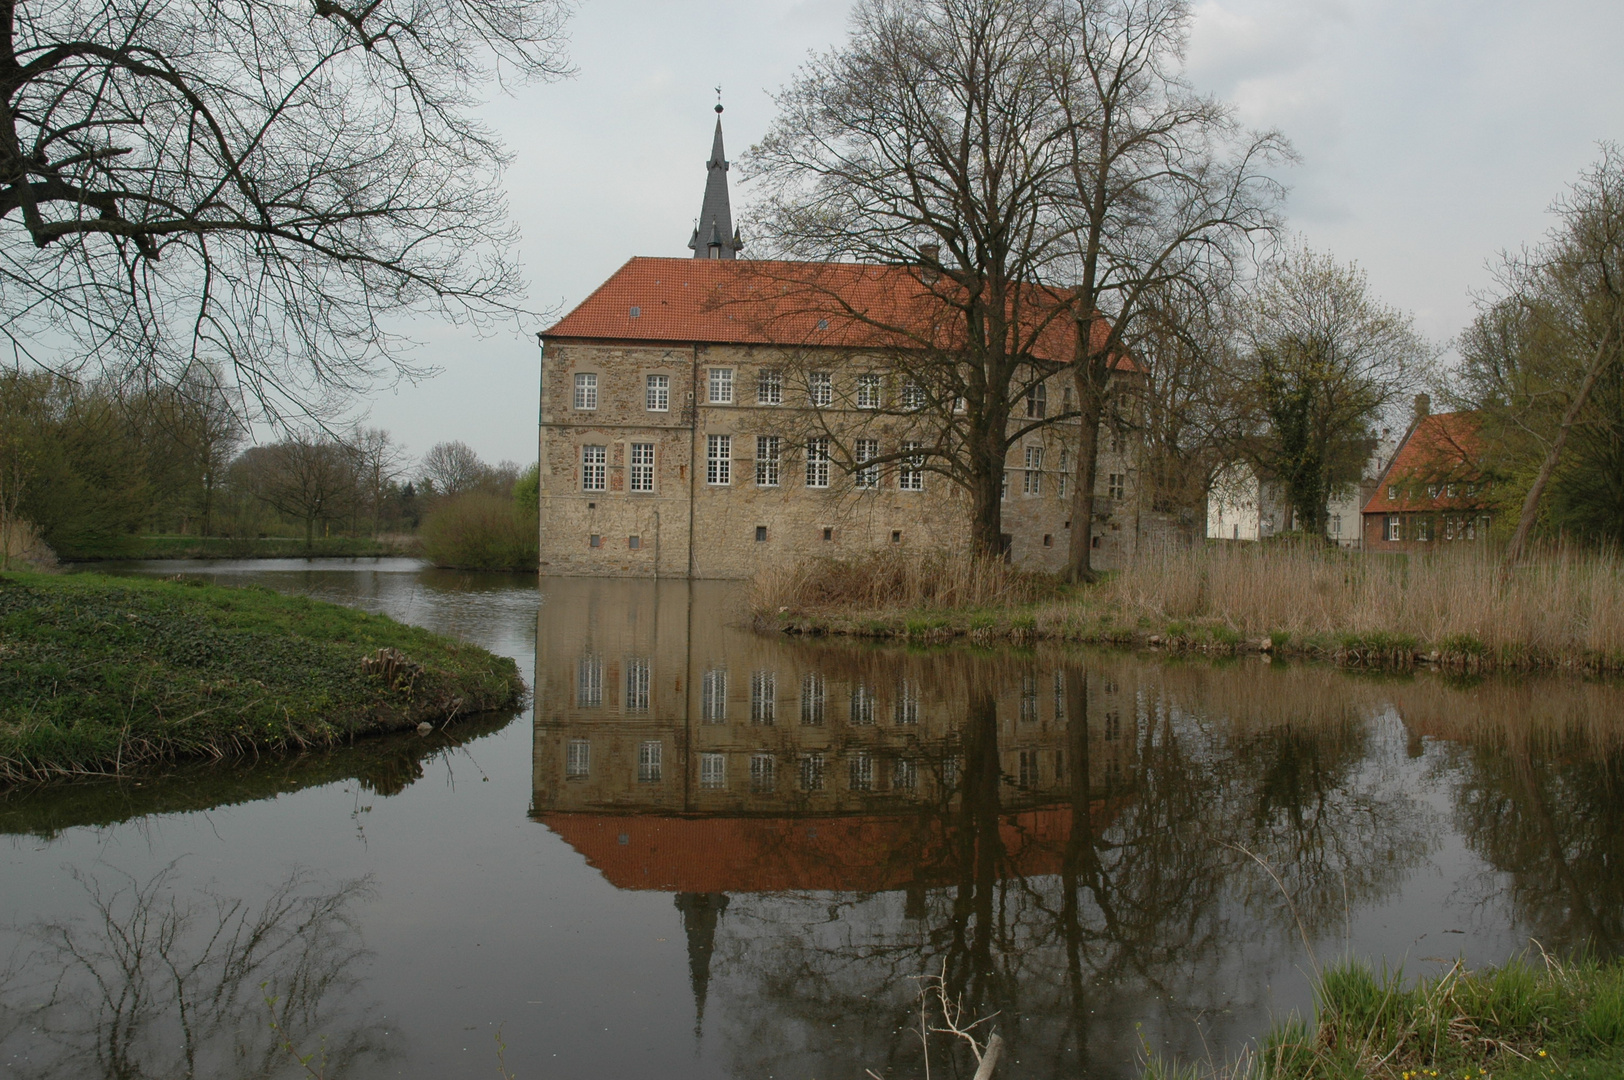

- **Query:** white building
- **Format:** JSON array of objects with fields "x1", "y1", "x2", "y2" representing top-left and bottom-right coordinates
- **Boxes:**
[{"x1": 1206, "y1": 433, "x2": 1397, "y2": 549}]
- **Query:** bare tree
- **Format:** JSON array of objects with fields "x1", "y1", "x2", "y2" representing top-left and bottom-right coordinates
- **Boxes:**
[
  {"x1": 234, "y1": 432, "x2": 358, "y2": 550},
  {"x1": 1047, "y1": 0, "x2": 1290, "y2": 580},
  {"x1": 1233, "y1": 246, "x2": 1432, "y2": 536},
  {"x1": 419, "y1": 439, "x2": 486, "y2": 497},
  {"x1": 0, "y1": 0, "x2": 574, "y2": 421},
  {"x1": 350, "y1": 426, "x2": 410, "y2": 536}
]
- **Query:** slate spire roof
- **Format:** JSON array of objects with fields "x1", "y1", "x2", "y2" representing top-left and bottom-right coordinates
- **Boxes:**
[{"x1": 687, "y1": 104, "x2": 744, "y2": 260}]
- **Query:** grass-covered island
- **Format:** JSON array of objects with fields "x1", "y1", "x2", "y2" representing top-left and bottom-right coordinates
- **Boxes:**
[
  {"x1": 0, "y1": 571, "x2": 524, "y2": 786},
  {"x1": 1141, "y1": 956, "x2": 1624, "y2": 1080},
  {"x1": 757, "y1": 544, "x2": 1624, "y2": 674}
]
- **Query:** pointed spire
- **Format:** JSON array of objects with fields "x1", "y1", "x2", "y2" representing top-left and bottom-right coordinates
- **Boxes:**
[
  {"x1": 674, "y1": 891, "x2": 729, "y2": 1037},
  {"x1": 688, "y1": 100, "x2": 743, "y2": 260}
]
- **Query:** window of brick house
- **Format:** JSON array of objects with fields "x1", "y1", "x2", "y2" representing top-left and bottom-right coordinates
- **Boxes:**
[
  {"x1": 645, "y1": 374, "x2": 669, "y2": 411},
  {"x1": 708, "y1": 368, "x2": 734, "y2": 404},
  {"x1": 706, "y1": 434, "x2": 731, "y2": 485},
  {"x1": 629, "y1": 442, "x2": 654, "y2": 492},
  {"x1": 755, "y1": 436, "x2": 780, "y2": 487},
  {"x1": 757, "y1": 369, "x2": 782, "y2": 405},
  {"x1": 806, "y1": 438, "x2": 830, "y2": 488},
  {"x1": 855, "y1": 438, "x2": 880, "y2": 488},
  {"x1": 808, "y1": 371, "x2": 832, "y2": 407},
  {"x1": 581, "y1": 445, "x2": 606, "y2": 491},
  {"x1": 573, "y1": 372, "x2": 597, "y2": 410},
  {"x1": 856, "y1": 374, "x2": 882, "y2": 409}
]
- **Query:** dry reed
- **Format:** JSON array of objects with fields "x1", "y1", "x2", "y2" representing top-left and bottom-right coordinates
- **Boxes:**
[{"x1": 752, "y1": 549, "x2": 1043, "y2": 613}]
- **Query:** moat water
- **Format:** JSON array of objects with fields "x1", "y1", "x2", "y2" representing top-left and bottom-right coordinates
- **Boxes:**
[{"x1": 3, "y1": 559, "x2": 1623, "y2": 1079}]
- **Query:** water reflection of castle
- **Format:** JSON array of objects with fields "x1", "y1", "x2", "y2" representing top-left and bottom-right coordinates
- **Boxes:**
[{"x1": 531, "y1": 579, "x2": 1137, "y2": 894}]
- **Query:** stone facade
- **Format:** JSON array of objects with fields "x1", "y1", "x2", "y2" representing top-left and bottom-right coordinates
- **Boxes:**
[{"x1": 537, "y1": 337, "x2": 1144, "y2": 579}]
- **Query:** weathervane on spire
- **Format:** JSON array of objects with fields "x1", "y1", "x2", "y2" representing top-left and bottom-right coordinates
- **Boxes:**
[{"x1": 714, "y1": 85, "x2": 723, "y2": 114}]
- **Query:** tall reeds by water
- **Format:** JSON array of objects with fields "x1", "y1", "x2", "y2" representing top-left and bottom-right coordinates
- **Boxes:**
[{"x1": 757, "y1": 543, "x2": 1624, "y2": 670}]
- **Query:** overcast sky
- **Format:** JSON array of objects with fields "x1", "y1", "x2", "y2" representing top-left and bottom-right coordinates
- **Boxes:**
[{"x1": 361, "y1": 0, "x2": 1624, "y2": 468}]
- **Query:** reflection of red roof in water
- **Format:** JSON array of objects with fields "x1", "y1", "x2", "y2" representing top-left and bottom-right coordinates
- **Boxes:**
[{"x1": 536, "y1": 805, "x2": 1117, "y2": 894}]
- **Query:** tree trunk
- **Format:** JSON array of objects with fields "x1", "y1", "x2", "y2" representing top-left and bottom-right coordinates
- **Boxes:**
[
  {"x1": 1503, "y1": 325, "x2": 1617, "y2": 573},
  {"x1": 1064, "y1": 369, "x2": 1104, "y2": 582},
  {"x1": 969, "y1": 412, "x2": 1007, "y2": 560},
  {"x1": 304, "y1": 514, "x2": 315, "y2": 553}
]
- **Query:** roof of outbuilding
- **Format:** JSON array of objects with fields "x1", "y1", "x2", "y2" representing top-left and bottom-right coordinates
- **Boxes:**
[
  {"x1": 542, "y1": 256, "x2": 1132, "y2": 368},
  {"x1": 1362, "y1": 411, "x2": 1486, "y2": 515}
]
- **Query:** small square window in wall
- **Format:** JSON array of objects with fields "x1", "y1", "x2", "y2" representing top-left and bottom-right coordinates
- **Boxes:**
[
  {"x1": 822, "y1": 527, "x2": 834, "y2": 542},
  {"x1": 1042, "y1": 534, "x2": 1052, "y2": 547},
  {"x1": 628, "y1": 535, "x2": 641, "y2": 550},
  {"x1": 755, "y1": 525, "x2": 768, "y2": 543},
  {"x1": 891, "y1": 530, "x2": 902, "y2": 544},
  {"x1": 589, "y1": 534, "x2": 601, "y2": 548}
]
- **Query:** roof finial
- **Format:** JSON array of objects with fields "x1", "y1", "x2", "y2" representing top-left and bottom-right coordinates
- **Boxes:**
[{"x1": 714, "y1": 85, "x2": 723, "y2": 114}]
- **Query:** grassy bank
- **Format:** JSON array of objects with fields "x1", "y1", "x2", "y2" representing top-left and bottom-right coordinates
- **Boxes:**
[
  {"x1": 67, "y1": 534, "x2": 422, "y2": 561},
  {"x1": 1144, "y1": 955, "x2": 1624, "y2": 1080},
  {"x1": 755, "y1": 545, "x2": 1624, "y2": 673},
  {"x1": 0, "y1": 571, "x2": 523, "y2": 786}
]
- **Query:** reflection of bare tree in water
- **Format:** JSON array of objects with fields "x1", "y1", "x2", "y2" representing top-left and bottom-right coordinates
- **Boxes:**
[
  {"x1": 0, "y1": 863, "x2": 386, "y2": 1080},
  {"x1": 708, "y1": 659, "x2": 1434, "y2": 1080}
]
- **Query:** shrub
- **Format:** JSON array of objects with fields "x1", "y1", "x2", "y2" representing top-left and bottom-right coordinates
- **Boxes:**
[{"x1": 420, "y1": 493, "x2": 538, "y2": 571}]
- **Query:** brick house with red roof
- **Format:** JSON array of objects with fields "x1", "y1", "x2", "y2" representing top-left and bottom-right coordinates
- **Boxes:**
[
  {"x1": 1362, "y1": 409, "x2": 1491, "y2": 551},
  {"x1": 538, "y1": 110, "x2": 1149, "y2": 578}
]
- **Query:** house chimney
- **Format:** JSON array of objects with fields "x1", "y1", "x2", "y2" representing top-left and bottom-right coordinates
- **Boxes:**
[
  {"x1": 919, "y1": 243, "x2": 941, "y2": 285},
  {"x1": 1412, "y1": 393, "x2": 1430, "y2": 424}
]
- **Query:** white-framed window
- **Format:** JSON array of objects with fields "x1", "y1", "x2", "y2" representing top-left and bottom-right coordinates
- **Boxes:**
[
  {"x1": 808, "y1": 371, "x2": 832, "y2": 407},
  {"x1": 899, "y1": 441, "x2": 924, "y2": 491},
  {"x1": 581, "y1": 444, "x2": 606, "y2": 491},
  {"x1": 625, "y1": 658, "x2": 650, "y2": 712},
  {"x1": 1024, "y1": 445, "x2": 1044, "y2": 495},
  {"x1": 706, "y1": 434, "x2": 731, "y2": 485},
  {"x1": 806, "y1": 438, "x2": 830, "y2": 488},
  {"x1": 1053, "y1": 671, "x2": 1066, "y2": 720},
  {"x1": 645, "y1": 374, "x2": 669, "y2": 412},
  {"x1": 708, "y1": 368, "x2": 734, "y2": 404},
  {"x1": 1026, "y1": 381, "x2": 1046, "y2": 418},
  {"x1": 1388, "y1": 485, "x2": 1398, "y2": 501},
  {"x1": 629, "y1": 443, "x2": 654, "y2": 492},
  {"x1": 573, "y1": 372, "x2": 598, "y2": 410},
  {"x1": 849, "y1": 752, "x2": 873, "y2": 791},
  {"x1": 757, "y1": 368, "x2": 783, "y2": 405},
  {"x1": 750, "y1": 753, "x2": 776, "y2": 792},
  {"x1": 1107, "y1": 472, "x2": 1125, "y2": 500},
  {"x1": 856, "y1": 373, "x2": 882, "y2": 409},
  {"x1": 638, "y1": 740, "x2": 663, "y2": 783},
  {"x1": 1330, "y1": 513, "x2": 1342, "y2": 537},
  {"x1": 700, "y1": 752, "x2": 726, "y2": 789},
  {"x1": 1427, "y1": 484, "x2": 1440, "y2": 499},
  {"x1": 1001, "y1": 470, "x2": 1009, "y2": 500},
  {"x1": 1062, "y1": 385, "x2": 1074, "y2": 414},
  {"x1": 701, "y1": 667, "x2": 728, "y2": 721},
  {"x1": 1387, "y1": 515, "x2": 1402, "y2": 542},
  {"x1": 576, "y1": 655, "x2": 602, "y2": 708},
  {"x1": 800, "y1": 753, "x2": 825, "y2": 792},
  {"x1": 1416, "y1": 516, "x2": 1433, "y2": 542},
  {"x1": 901, "y1": 381, "x2": 926, "y2": 411},
  {"x1": 1446, "y1": 483, "x2": 1458, "y2": 498},
  {"x1": 1019, "y1": 674, "x2": 1039, "y2": 722},
  {"x1": 751, "y1": 670, "x2": 776, "y2": 725},
  {"x1": 850, "y1": 683, "x2": 875, "y2": 725},
  {"x1": 801, "y1": 672, "x2": 826, "y2": 725},
  {"x1": 755, "y1": 436, "x2": 780, "y2": 487},
  {"x1": 895, "y1": 680, "x2": 918, "y2": 725},
  {"x1": 565, "y1": 739, "x2": 590, "y2": 778},
  {"x1": 893, "y1": 758, "x2": 917, "y2": 791},
  {"x1": 1018, "y1": 748, "x2": 1039, "y2": 789},
  {"x1": 854, "y1": 438, "x2": 880, "y2": 489},
  {"x1": 1058, "y1": 449, "x2": 1069, "y2": 498}
]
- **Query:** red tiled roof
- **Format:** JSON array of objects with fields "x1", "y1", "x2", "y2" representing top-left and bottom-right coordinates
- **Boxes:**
[
  {"x1": 535, "y1": 803, "x2": 1117, "y2": 894},
  {"x1": 1363, "y1": 412, "x2": 1485, "y2": 515},
  {"x1": 543, "y1": 257, "x2": 1132, "y2": 368}
]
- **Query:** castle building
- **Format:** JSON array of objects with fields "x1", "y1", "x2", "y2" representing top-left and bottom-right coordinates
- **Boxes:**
[{"x1": 537, "y1": 108, "x2": 1144, "y2": 579}]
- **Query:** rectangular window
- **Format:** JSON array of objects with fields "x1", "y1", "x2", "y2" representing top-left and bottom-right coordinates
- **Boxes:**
[
  {"x1": 1329, "y1": 513, "x2": 1342, "y2": 537},
  {"x1": 1416, "y1": 516, "x2": 1433, "y2": 541},
  {"x1": 637, "y1": 740, "x2": 662, "y2": 783},
  {"x1": 565, "y1": 739, "x2": 590, "y2": 778},
  {"x1": 1024, "y1": 445, "x2": 1044, "y2": 495},
  {"x1": 898, "y1": 441, "x2": 924, "y2": 491},
  {"x1": 800, "y1": 753, "x2": 825, "y2": 792},
  {"x1": 645, "y1": 374, "x2": 669, "y2": 412},
  {"x1": 708, "y1": 368, "x2": 734, "y2": 404},
  {"x1": 573, "y1": 372, "x2": 598, "y2": 410},
  {"x1": 701, "y1": 667, "x2": 728, "y2": 721},
  {"x1": 700, "y1": 752, "x2": 726, "y2": 789},
  {"x1": 942, "y1": 756, "x2": 958, "y2": 791},
  {"x1": 1001, "y1": 470, "x2": 1009, "y2": 500},
  {"x1": 1058, "y1": 449, "x2": 1069, "y2": 498},
  {"x1": 757, "y1": 369, "x2": 783, "y2": 405},
  {"x1": 1387, "y1": 515, "x2": 1402, "y2": 542},
  {"x1": 1026, "y1": 382, "x2": 1046, "y2": 419},
  {"x1": 808, "y1": 371, "x2": 832, "y2": 407},
  {"x1": 625, "y1": 658, "x2": 650, "y2": 712},
  {"x1": 1053, "y1": 671, "x2": 1066, "y2": 720},
  {"x1": 893, "y1": 758, "x2": 917, "y2": 791},
  {"x1": 1018, "y1": 749, "x2": 1039, "y2": 789},
  {"x1": 800, "y1": 672, "x2": 826, "y2": 725},
  {"x1": 581, "y1": 444, "x2": 606, "y2": 491},
  {"x1": 849, "y1": 752, "x2": 873, "y2": 792},
  {"x1": 894, "y1": 680, "x2": 919, "y2": 725},
  {"x1": 750, "y1": 753, "x2": 776, "y2": 792},
  {"x1": 1107, "y1": 472, "x2": 1125, "y2": 500},
  {"x1": 755, "y1": 436, "x2": 780, "y2": 487},
  {"x1": 1019, "y1": 674, "x2": 1039, "y2": 722},
  {"x1": 856, "y1": 373, "x2": 882, "y2": 409},
  {"x1": 629, "y1": 443, "x2": 655, "y2": 492},
  {"x1": 1110, "y1": 429, "x2": 1125, "y2": 454},
  {"x1": 706, "y1": 434, "x2": 731, "y2": 485},
  {"x1": 576, "y1": 655, "x2": 602, "y2": 708},
  {"x1": 901, "y1": 382, "x2": 926, "y2": 411},
  {"x1": 854, "y1": 438, "x2": 880, "y2": 489},
  {"x1": 1104, "y1": 710, "x2": 1122, "y2": 741},
  {"x1": 1388, "y1": 485, "x2": 1398, "y2": 501},
  {"x1": 751, "y1": 670, "x2": 776, "y2": 725},
  {"x1": 806, "y1": 438, "x2": 831, "y2": 488},
  {"x1": 850, "y1": 684, "x2": 875, "y2": 725}
]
